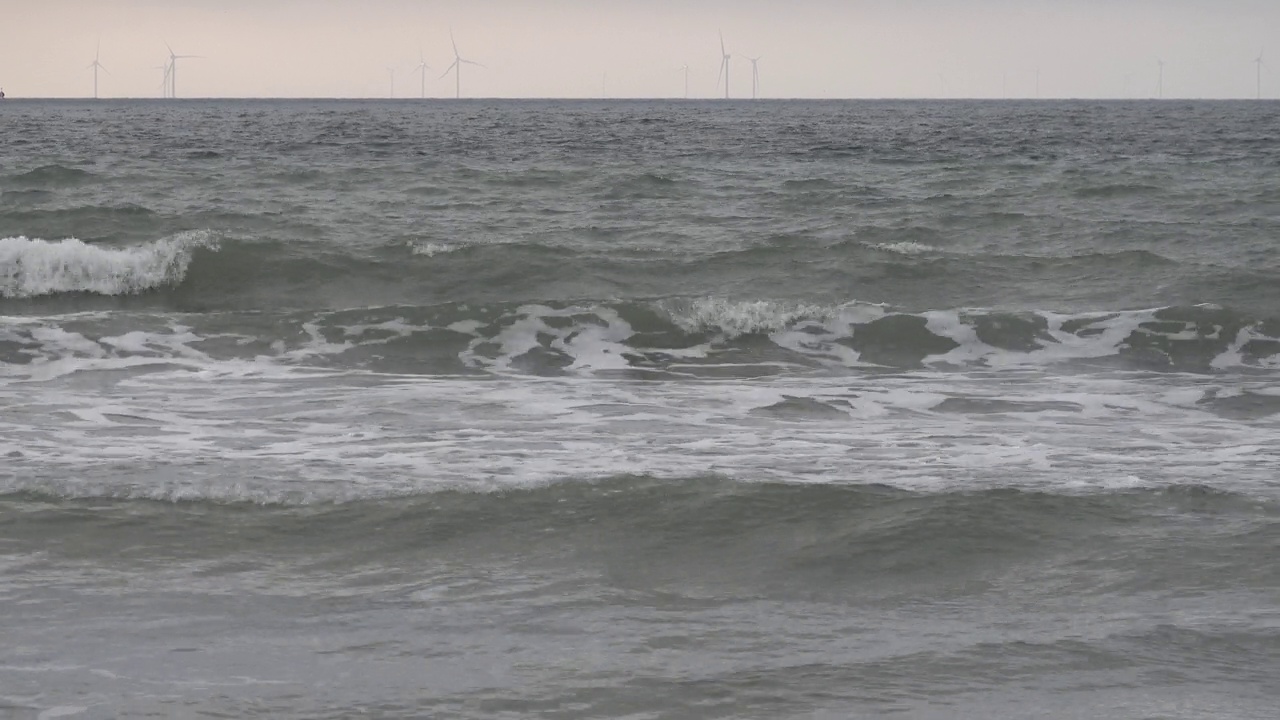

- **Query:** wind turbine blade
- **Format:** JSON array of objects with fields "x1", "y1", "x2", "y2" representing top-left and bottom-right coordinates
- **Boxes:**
[
  {"x1": 461, "y1": 59, "x2": 485, "y2": 68},
  {"x1": 720, "y1": 31, "x2": 725, "y2": 56},
  {"x1": 439, "y1": 60, "x2": 458, "y2": 79},
  {"x1": 451, "y1": 30, "x2": 459, "y2": 57}
]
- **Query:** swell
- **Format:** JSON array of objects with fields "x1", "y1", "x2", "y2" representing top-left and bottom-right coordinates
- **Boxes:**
[
  {"x1": 2, "y1": 479, "x2": 1275, "y2": 598},
  {"x1": 1, "y1": 164, "x2": 98, "y2": 189},
  {"x1": 1, "y1": 234, "x2": 1275, "y2": 317}
]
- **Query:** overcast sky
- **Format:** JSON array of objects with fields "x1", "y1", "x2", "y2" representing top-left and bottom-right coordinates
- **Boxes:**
[{"x1": 2, "y1": 0, "x2": 1276, "y2": 99}]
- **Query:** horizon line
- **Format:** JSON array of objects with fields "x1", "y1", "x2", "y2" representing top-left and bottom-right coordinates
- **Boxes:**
[{"x1": 2, "y1": 96, "x2": 1274, "y2": 102}]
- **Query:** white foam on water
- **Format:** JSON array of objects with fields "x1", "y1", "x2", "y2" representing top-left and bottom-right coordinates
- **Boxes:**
[
  {"x1": 871, "y1": 241, "x2": 940, "y2": 255},
  {"x1": 663, "y1": 298, "x2": 840, "y2": 337},
  {"x1": 457, "y1": 303, "x2": 639, "y2": 374},
  {"x1": 0, "y1": 231, "x2": 217, "y2": 298},
  {"x1": 2, "y1": 359, "x2": 1276, "y2": 504},
  {"x1": 408, "y1": 240, "x2": 459, "y2": 257}
]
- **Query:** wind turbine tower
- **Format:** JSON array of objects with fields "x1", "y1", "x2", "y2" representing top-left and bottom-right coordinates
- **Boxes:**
[
  {"x1": 388, "y1": 67, "x2": 396, "y2": 98},
  {"x1": 678, "y1": 64, "x2": 690, "y2": 99},
  {"x1": 717, "y1": 32, "x2": 732, "y2": 99},
  {"x1": 165, "y1": 43, "x2": 202, "y2": 99},
  {"x1": 154, "y1": 64, "x2": 171, "y2": 98},
  {"x1": 1257, "y1": 51, "x2": 1265, "y2": 100},
  {"x1": 747, "y1": 57, "x2": 762, "y2": 99},
  {"x1": 1157, "y1": 59, "x2": 1165, "y2": 99},
  {"x1": 440, "y1": 31, "x2": 484, "y2": 99},
  {"x1": 87, "y1": 43, "x2": 110, "y2": 99},
  {"x1": 415, "y1": 51, "x2": 430, "y2": 99}
]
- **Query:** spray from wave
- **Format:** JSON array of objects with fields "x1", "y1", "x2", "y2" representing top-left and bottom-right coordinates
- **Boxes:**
[
  {"x1": 660, "y1": 297, "x2": 884, "y2": 337},
  {"x1": 0, "y1": 231, "x2": 217, "y2": 299}
]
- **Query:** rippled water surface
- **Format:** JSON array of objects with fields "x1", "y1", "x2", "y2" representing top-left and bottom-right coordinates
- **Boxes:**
[{"x1": 2, "y1": 99, "x2": 1278, "y2": 719}]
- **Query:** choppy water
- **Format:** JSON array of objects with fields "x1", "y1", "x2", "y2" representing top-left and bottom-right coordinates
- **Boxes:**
[{"x1": 2, "y1": 99, "x2": 1278, "y2": 718}]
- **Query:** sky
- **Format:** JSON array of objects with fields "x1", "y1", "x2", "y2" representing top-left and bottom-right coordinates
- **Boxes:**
[{"x1": 2, "y1": 0, "x2": 1276, "y2": 99}]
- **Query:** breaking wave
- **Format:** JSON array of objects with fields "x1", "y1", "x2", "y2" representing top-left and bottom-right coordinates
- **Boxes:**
[
  {"x1": 0, "y1": 231, "x2": 218, "y2": 299},
  {"x1": 3, "y1": 298, "x2": 1278, "y2": 378}
]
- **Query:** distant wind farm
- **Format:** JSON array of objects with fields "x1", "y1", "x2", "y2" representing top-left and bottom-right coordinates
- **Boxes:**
[{"x1": 33, "y1": 29, "x2": 1279, "y2": 101}]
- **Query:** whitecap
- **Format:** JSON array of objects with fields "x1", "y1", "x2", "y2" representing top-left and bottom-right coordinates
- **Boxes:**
[
  {"x1": 408, "y1": 241, "x2": 459, "y2": 257},
  {"x1": 870, "y1": 241, "x2": 939, "y2": 255},
  {"x1": 0, "y1": 231, "x2": 217, "y2": 298}
]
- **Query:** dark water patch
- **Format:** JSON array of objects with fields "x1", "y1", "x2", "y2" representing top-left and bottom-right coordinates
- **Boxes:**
[
  {"x1": 1071, "y1": 182, "x2": 1163, "y2": 199},
  {"x1": 0, "y1": 189, "x2": 54, "y2": 206},
  {"x1": 751, "y1": 396, "x2": 851, "y2": 420},
  {"x1": 934, "y1": 397, "x2": 1084, "y2": 414},
  {"x1": 3, "y1": 164, "x2": 97, "y2": 189},
  {"x1": 781, "y1": 178, "x2": 840, "y2": 191},
  {"x1": 1118, "y1": 305, "x2": 1249, "y2": 372},
  {"x1": 838, "y1": 315, "x2": 959, "y2": 368},
  {"x1": 968, "y1": 312, "x2": 1056, "y2": 352}
]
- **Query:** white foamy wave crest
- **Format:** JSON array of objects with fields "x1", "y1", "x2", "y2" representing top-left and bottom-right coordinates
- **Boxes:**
[
  {"x1": 663, "y1": 298, "x2": 840, "y2": 337},
  {"x1": 409, "y1": 241, "x2": 459, "y2": 257},
  {"x1": 0, "y1": 231, "x2": 217, "y2": 298},
  {"x1": 871, "y1": 241, "x2": 939, "y2": 255}
]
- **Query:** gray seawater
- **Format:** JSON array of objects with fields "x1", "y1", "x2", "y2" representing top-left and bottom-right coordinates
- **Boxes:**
[{"x1": 1, "y1": 99, "x2": 1278, "y2": 718}]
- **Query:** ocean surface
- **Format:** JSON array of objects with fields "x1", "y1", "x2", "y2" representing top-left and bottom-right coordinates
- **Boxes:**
[{"x1": 1, "y1": 99, "x2": 1278, "y2": 719}]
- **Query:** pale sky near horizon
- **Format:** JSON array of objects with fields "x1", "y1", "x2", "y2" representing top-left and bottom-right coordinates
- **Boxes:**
[{"x1": 2, "y1": 0, "x2": 1276, "y2": 99}]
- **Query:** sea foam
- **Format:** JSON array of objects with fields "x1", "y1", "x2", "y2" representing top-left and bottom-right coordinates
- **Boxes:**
[{"x1": 0, "y1": 231, "x2": 217, "y2": 299}]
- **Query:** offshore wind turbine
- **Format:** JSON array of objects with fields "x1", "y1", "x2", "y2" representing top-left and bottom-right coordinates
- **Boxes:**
[
  {"x1": 164, "y1": 43, "x2": 203, "y2": 98},
  {"x1": 1257, "y1": 51, "x2": 1265, "y2": 100},
  {"x1": 747, "y1": 56, "x2": 762, "y2": 99},
  {"x1": 440, "y1": 31, "x2": 484, "y2": 99},
  {"x1": 87, "y1": 42, "x2": 109, "y2": 99},
  {"x1": 415, "y1": 50, "x2": 430, "y2": 99},
  {"x1": 678, "y1": 64, "x2": 690, "y2": 98},
  {"x1": 1157, "y1": 58, "x2": 1165, "y2": 99},
  {"x1": 387, "y1": 67, "x2": 396, "y2": 98},
  {"x1": 716, "y1": 32, "x2": 732, "y2": 99}
]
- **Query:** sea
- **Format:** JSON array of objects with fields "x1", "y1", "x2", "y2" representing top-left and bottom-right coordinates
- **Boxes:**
[{"x1": 1, "y1": 99, "x2": 1278, "y2": 719}]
